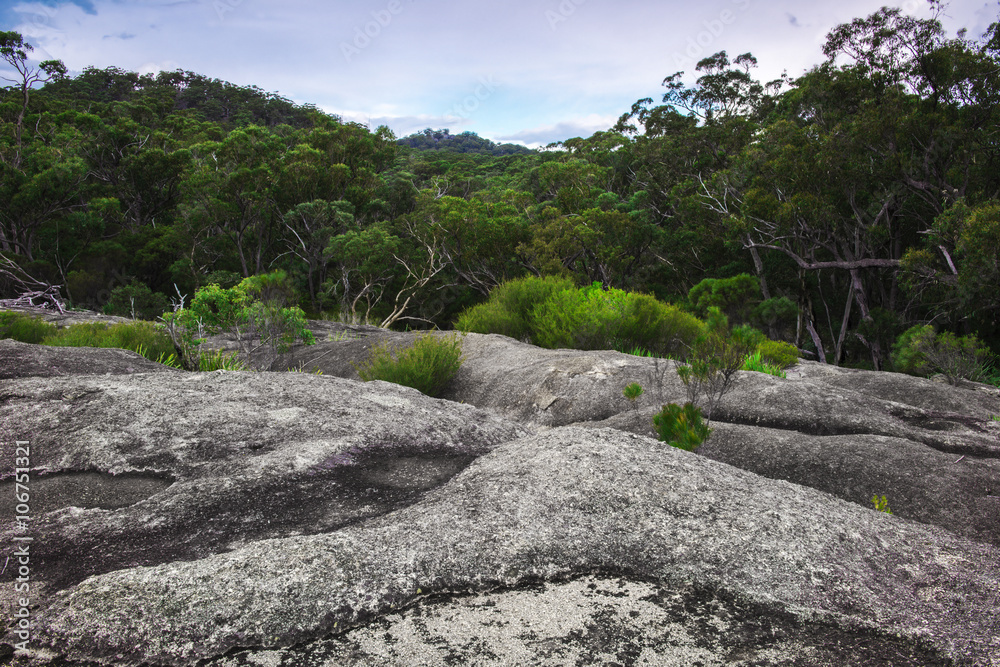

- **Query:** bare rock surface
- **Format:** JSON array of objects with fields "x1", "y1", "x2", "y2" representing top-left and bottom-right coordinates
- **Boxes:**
[
  {"x1": 286, "y1": 326, "x2": 1000, "y2": 544},
  {"x1": 24, "y1": 428, "x2": 1000, "y2": 666},
  {"x1": 0, "y1": 338, "x2": 173, "y2": 379},
  {"x1": 284, "y1": 327, "x2": 1000, "y2": 456},
  {"x1": 590, "y1": 409, "x2": 1000, "y2": 546},
  {"x1": 3, "y1": 325, "x2": 1000, "y2": 666},
  {"x1": 0, "y1": 369, "x2": 526, "y2": 596}
]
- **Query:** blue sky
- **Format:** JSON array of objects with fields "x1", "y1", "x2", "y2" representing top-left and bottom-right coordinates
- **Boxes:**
[{"x1": 1, "y1": 0, "x2": 995, "y2": 146}]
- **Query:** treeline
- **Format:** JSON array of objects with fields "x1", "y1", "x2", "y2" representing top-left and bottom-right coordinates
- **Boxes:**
[{"x1": 1, "y1": 7, "x2": 998, "y2": 369}]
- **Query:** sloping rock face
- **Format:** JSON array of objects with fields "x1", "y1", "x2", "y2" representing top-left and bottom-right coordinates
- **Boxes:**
[
  {"x1": 22, "y1": 428, "x2": 1000, "y2": 666},
  {"x1": 0, "y1": 345, "x2": 528, "y2": 663},
  {"x1": 285, "y1": 326, "x2": 1000, "y2": 544},
  {"x1": 0, "y1": 338, "x2": 173, "y2": 379},
  {"x1": 3, "y1": 327, "x2": 1000, "y2": 666}
]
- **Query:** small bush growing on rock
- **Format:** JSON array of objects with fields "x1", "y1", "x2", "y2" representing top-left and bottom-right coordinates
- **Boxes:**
[
  {"x1": 41, "y1": 321, "x2": 176, "y2": 361},
  {"x1": 0, "y1": 311, "x2": 56, "y2": 343},
  {"x1": 757, "y1": 339, "x2": 799, "y2": 369},
  {"x1": 456, "y1": 277, "x2": 703, "y2": 357},
  {"x1": 456, "y1": 275, "x2": 574, "y2": 342},
  {"x1": 163, "y1": 270, "x2": 314, "y2": 370},
  {"x1": 623, "y1": 382, "x2": 644, "y2": 411},
  {"x1": 677, "y1": 308, "x2": 763, "y2": 422},
  {"x1": 871, "y1": 495, "x2": 893, "y2": 514},
  {"x1": 892, "y1": 325, "x2": 992, "y2": 385},
  {"x1": 354, "y1": 332, "x2": 464, "y2": 398},
  {"x1": 740, "y1": 351, "x2": 786, "y2": 378},
  {"x1": 653, "y1": 402, "x2": 712, "y2": 451}
]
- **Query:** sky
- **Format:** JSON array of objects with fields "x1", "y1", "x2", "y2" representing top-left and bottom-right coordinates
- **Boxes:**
[{"x1": 1, "y1": 0, "x2": 996, "y2": 147}]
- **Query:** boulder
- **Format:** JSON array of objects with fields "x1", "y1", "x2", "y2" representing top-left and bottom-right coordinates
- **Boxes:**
[
  {"x1": 592, "y1": 409, "x2": 1000, "y2": 547},
  {"x1": 0, "y1": 369, "x2": 527, "y2": 634},
  {"x1": 0, "y1": 338, "x2": 174, "y2": 380},
  {"x1": 23, "y1": 427, "x2": 1000, "y2": 666},
  {"x1": 282, "y1": 329, "x2": 1000, "y2": 457},
  {"x1": 286, "y1": 328, "x2": 1000, "y2": 545}
]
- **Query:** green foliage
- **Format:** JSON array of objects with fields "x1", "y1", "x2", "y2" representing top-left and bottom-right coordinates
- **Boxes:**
[
  {"x1": 162, "y1": 270, "x2": 315, "y2": 370},
  {"x1": 529, "y1": 284, "x2": 704, "y2": 356},
  {"x1": 892, "y1": 325, "x2": 992, "y2": 385},
  {"x1": 529, "y1": 286, "x2": 608, "y2": 349},
  {"x1": 870, "y1": 495, "x2": 892, "y2": 515},
  {"x1": 652, "y1": 402, "x2": 712, "y2": 451},
  {"x1": 751, "y1": 297, "x2": 798, "y2": 340},
  {"x1": 0, "y1": 311, "x2": 57, "y2": 343},
  {"x1": 687, "y1": 273, "x2": 760, "y2": 324},
  {"x1": 741, "y1": 351, "x2": 787, "y2": 378},
  {"x1": 460, "y1": 277, "x2": 704, "y2": 357},
  {"x1": 103, "y1": 282, "x2": 170, "y2": 320},
  {"x1": 456, "y1": 275, "x2": 574, "y2": 342},
  {"x1": 41, "y1": 320, "x2": 175, "y2": 361},
  {"x1": 5, "y1": 16, "x2": 999, "y2": 364},
  {"x1": 139, "y1": 345, "x2": 182, "y2": 369},
  {"x1": 676, "y1": 308, "x2": 763, "y2": 422},
  {"x1": 354, "y1": 332, "x2": 464, "y2": 398},
  {"x1": 891, "y1": 325, "x2": 934, "y2": 376},
  {"x1": 757, "y1": 339, "x2": 799, "y2": 369},
  {"x1": 195, "y1": 349, "x2": 248, "y2": 372},
  {"x1": 623, "y1": 382, "x2": 644, "y2": 411}
]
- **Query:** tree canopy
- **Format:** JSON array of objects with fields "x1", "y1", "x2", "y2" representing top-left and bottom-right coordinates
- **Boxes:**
[{"x1": 2, "y1": 5, "x2": 998, "y2": 367}]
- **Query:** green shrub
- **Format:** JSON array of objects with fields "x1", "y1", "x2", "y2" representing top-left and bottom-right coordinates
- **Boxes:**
[
  {"x1": 530, "y1": 286, "x2": 613, "y2": 350},
  {"x1": 41, "y1": 321, "x2": 176, "y2": 361},
  {"x1": 688, "y1": 273, "x2": 760, "y2": 324},
  {"x1": 354, "y1": 332, "x2": 464, "y2": 398},
  {"x1": 163, "y1": 270, "x2": 315, "y2": 370},
  {"x1": 871, "y1": 494, "x2": 893, "y2": 515},
  {"x1": 652, "y1": 302, "x2": 705, "y2": 357},
  {"x1": 623, "y1": 382, "x2": 644, "y2": 411},
  {"x1": 614, "y1": 292, "x2": 704, "y2": 357},
  {"x1": 676, "y1": 308, "x2": 763, "y2": 422},
  {"x1": 103, "y1": 282, "x2": 171, "y2": 320},
  {"x1": 0, "y1": 311, "x2": 57, "y2": 343},
  {"x1": 652, "y1": 402, "x2": 712, "y2": 451},
  {"x1": 455, "y1": 299, "x2": 525, "y2": 340},
  {"x1": 892, "y1": 325, "x2": 933, "y2": 376},
  {"x1": 456, "y1": 275, "x2": 574, "y2": 342},
  {"x1": 741, "y1": 351, "x2": 787, "y2": 378},
  {"x1": 196, "y1": 349, "x2": 248, "y2": 372},
  {"x1": 530, "y1": 283, "x2": 705, "y2": 355},
  {"x1": 458, "y1": 277, "x2": 703, "y2": 356},
  {"x1": 892, "y1": 325, "x2": 992, "y2": 384},
  {"x1": 758, "y1": 339, "x2": 799, "y2": 369}
]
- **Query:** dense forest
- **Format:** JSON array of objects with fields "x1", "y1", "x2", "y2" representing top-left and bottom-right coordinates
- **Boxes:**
[{"x1": 1, "y1": 6, "x2": 998, "y2": 369}]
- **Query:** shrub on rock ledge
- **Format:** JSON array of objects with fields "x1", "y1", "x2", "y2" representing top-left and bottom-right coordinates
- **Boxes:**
[{"x1": 355, "y1": 332, "x2": 464, "y2": 398}]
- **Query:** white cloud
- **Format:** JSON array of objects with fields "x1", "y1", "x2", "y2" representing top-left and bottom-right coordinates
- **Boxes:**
[{"x1": 3, "y1": 0, "x2": 993, "y2": 145}]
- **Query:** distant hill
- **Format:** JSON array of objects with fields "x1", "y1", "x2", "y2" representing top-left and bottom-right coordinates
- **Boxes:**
[{"x1": 398, "y1": 129, "x2": 534, "y2": 155}]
